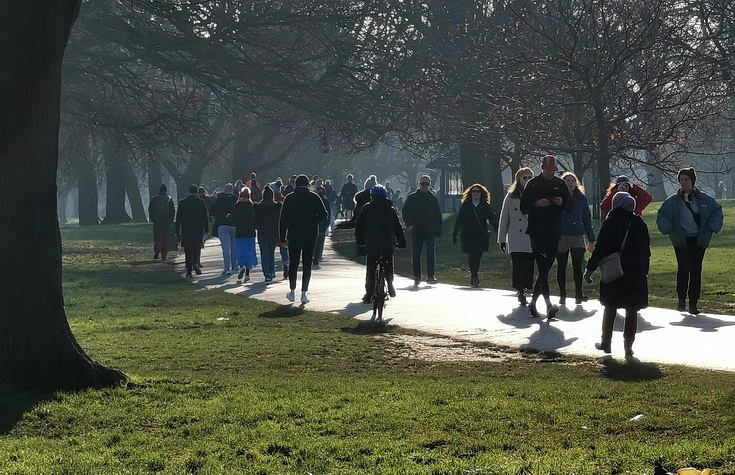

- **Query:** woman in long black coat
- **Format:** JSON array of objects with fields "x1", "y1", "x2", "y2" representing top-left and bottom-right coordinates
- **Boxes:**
[
  {"x1": 584, "y1": 192, "x2": 650, "y2": 357},
  {"x1": 452, "y1": 183, "x2": 497, "y2": 288}
]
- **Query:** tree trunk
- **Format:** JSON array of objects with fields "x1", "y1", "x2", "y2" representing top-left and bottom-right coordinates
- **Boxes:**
[
  {"x1": 122, "y1": 161, "x2": 147, "y2": 223},
  {"x1": 459, "y1": 141, "x2": 489, "y2": 190},
  {"x1": 0, "y1": 0, "x2": 125, "y2": 390},
  {"x1": 77, "y1": 162, "x2": 99, "y2": 225},
  {"x1": 101, "y1": 151, "x2": 132, "y2": 224},
  {"x1": 147, "y1": 158, "x2": 163, "y2": 206}
]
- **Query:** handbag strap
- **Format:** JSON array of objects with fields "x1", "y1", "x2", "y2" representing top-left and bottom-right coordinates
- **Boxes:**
[
  {"x1": 472, "y1": 206, "x2": 484, "y2": 230},
  {"x1": 619, "y1": 223, "x2": 630, "y2": 253},
  {"x1": 683, "y1": 199, "x2": 702, "y2": 226}
]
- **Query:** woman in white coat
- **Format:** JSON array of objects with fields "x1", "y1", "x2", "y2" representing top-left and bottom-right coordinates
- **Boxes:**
[{"x1": 498, "y1": 168, "x2": 535, "y2": 305}]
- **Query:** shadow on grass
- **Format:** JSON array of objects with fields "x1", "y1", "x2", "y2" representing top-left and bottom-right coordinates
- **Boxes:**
[
  {"x1": 342, "y1": 319, "x2": 395, "y2": 335},
  {"x1": 258, "y1": 305, "x2": 306, "y2": 319},
  {"x1": 599, "y1": 356, "x2": 664, "y2": 381},
  {"x1": 0, "y1": 390, "x2": 52, "y2": 435}
]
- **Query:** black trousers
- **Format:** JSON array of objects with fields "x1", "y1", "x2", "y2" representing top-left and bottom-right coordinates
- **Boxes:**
[
  {"x1": 181, "y1": 239, "x2": 202, "y2": 273},
  {"x1": 467, "y1": 251, "x2": 483, "y2": 278},
  {"x1": 288, "y1": 240, "x2": 316, "y2": 291},
  {"x1": 674, "y1": 236, "x2": 706, "y2": 304},
  {"x1": 511, "y1": 252, "x2": 535, "y2": 291},
  {"x1": 556, "y1": 248, "x2": 585, "y2": 297},
  {"x1": 530, "y1": 235, "x2": 559, "y2": 304}
]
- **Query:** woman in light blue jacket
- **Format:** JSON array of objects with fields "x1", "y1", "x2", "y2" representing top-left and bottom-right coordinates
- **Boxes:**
[{"x1": 656, "y1": 167, "x2": 723, "y2": 315}]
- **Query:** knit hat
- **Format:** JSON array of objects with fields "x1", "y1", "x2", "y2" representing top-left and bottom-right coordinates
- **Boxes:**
[
  {"x1": 677, "y1": 167, "x2": 697, "y2": 186},
  {"x1": 159, "y1": 184, "x2": 168, "y2": 193},
  {"x1": 612, "y1": 191, "x2": 636, "y2": 212},
  {"x1": 615, "y1": 176, "x2": 630, "y2": 186},
  {"x1": 294, "y1": 174, "x2": 310, "y2": 187},
  {"x1": 541, "y1": 155, "x2": 558, "y2": 171}
]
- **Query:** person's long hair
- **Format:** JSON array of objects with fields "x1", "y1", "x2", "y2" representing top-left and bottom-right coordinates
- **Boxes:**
[
  {"x1": 560, "y1": 171, "x2": 585, "y2": 196},
  {"x1": 508, "y1": 167, "x2": 533, "y2": 199},
  {"x1": 461, "y1": 183, "x2": 491, "y2": 205}
]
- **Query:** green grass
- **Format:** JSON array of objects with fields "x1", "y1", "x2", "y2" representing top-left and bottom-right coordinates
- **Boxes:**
[
  {"x1": 0, "y1": 220, "x2": 733, "y2": 473},
  {"x1": 334, "y1": 199, "x2": 735, "y2": 315}
]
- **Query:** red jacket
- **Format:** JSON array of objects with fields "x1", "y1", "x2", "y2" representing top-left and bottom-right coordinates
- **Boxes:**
[{"x1": 599, "y1": 185, "x2": 652, "y2": 218}]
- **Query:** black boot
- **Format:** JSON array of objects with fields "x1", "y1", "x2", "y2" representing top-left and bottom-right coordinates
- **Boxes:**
[
  {"x1": 575, "y1": 290, "x2": 588, "y2": 304},
  {"x1": 677, "y1": 298, "x2": 686, "y2": 312},
  {"x1": 559, "y1": 289, "x2": 566, "y2": 306},
  {"x1": 517, "y1": 290, "x2": 527, "y2": 306}
]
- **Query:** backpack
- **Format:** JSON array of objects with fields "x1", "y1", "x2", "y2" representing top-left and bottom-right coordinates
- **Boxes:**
[
  {"x1": 249, "y1": 180, "x2": 262, "y2": 202},
  {"x1": 153, "y1": 195, "x2": 171, "y2": 218}
]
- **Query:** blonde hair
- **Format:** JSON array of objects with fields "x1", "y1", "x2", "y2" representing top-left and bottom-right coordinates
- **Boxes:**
[{"x1": 508, "y1": 167, "x2": 534, "y2": 197}]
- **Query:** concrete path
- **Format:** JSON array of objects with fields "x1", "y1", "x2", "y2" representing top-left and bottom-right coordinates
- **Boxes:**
[{"x1": 179, "y1": 237, "x2": 735, "y2": 372}]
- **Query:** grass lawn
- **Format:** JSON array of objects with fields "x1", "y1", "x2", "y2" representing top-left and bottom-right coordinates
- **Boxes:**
[{"x1": 0, "y1": 204, "x2": 733, "y2": 474}]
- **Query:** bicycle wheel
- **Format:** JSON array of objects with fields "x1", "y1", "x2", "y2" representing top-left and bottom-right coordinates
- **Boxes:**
[{"x1": 373, "y1": 265, "x2": 386, "y2": 322}]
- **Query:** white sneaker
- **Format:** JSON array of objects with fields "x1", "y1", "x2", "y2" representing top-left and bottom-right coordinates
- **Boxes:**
[
  {"x1": 224, "y1": 269, "x2": 233, "y2": 275},
  {"x1": 286, "y1": 290, "x2": 295, "y2": 302},
  {"x1": 301, "y1": 291, "x2": 310, "y2": 304}
]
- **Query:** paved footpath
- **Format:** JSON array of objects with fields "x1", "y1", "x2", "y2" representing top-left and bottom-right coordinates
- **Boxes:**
[{"x1": 180, "y1": 237, "x2": 735, "y2": 372}]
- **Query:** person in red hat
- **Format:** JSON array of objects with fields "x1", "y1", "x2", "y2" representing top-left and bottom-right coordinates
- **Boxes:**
[{"x1": 520, "y1": 155, "x2": 573, "y2": 320}]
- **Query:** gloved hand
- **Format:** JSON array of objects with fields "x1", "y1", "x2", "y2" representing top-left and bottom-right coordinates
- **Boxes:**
[
  {"x1": 499, "y1": 242, "x2": 507, "y2": 253},
  {"x1": 452, "y1": 235, "x2": 457, "y2": 245},
  {"x1": 584, "y1": 270, "x2": 593, "y2": 284}
]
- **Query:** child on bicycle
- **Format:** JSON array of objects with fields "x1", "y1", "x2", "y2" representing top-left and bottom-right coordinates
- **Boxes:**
[{"x1": 355, "y1": 185, "x2": 407, "y2": 303}]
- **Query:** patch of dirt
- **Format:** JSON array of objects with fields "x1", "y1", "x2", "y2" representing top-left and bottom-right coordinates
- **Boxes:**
[{"x1": 376, "y1": 334, "x2": 527, "y2": 363}]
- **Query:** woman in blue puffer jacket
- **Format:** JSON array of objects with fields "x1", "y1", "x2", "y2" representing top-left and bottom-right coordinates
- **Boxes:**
[{"x1": 656, "y1": 167, "x2": 723, "y2": 315}]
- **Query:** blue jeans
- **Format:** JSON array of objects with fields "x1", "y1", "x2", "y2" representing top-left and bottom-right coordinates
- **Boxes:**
[
  {"x1": 217, "y1": 225, "x2": 237, "y2": 271},
  {"x1": 411, "y1": 234, "x2": 436, "y2": 280},
  {"x1": 259, "y1": 236, "x2": 278, "y2": 278}
]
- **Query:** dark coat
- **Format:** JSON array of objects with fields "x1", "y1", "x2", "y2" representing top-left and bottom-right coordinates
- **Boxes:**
[
  {"x1": 520, "y1": 174, "x2": 573, "y2": 240},
  {"x1": 175, "y1": 194, "x2": 209, "y2": 242},
  {"x1": 355, "y1": 197, "x2": 407, "y2": 253},
  {"x1": 230, "y1": 201, "x2": 256, "y2": 238},
  {"x1": 253, "y1": 201, "x2": 281, "y2": 240},
  {"x1": 148, "y1": 193, "x2": 176, "y2": 229},
  {"x1": 402, "y1": 189, "x2": 442, "y2": 238},
  {"x1": 340, "y1": 181, "x2": 358, "y2": 210},
  {"x1": 452, "y1": 201, "x2": 497, "y2": 254},
  {"x1": 587, "y1": 208, "x2": 650, "y2": 310},
  {"x1": 279, "y1": 187, "x2": 329, "y2": 245},
  {"x1": 210, "y1": 192, "x2": 237, "y2": 231}
]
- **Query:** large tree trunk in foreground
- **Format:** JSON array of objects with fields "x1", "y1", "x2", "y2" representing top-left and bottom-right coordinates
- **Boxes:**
[{"x1": 0, "y1": 0, "x2": 125, "y2": 390}]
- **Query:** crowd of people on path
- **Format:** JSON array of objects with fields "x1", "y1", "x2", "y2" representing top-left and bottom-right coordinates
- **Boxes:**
[{"x1": 149, "y1": 159, "x2": 724, "y2": 358}]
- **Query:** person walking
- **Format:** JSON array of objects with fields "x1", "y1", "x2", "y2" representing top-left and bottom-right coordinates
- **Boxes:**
[
  {"x1": 520, "y1": 155, "x2": 573, "y2": 319},
  {"x1": 246, "y1": 172, "x2": 262, "y2": 202},
  {"x1": 402, "y1": 175, "x2": 443, "y2": 285},
  {"x1": 148, "y1": 184, "x2": 176, "y2": 261},
  {"x1": 279, "y1": 174, "x2": 329, "y2": 304},
  {"x1": 253, "y1": 186, "x2": 281, "y2": 282},
  {"x1": 339, "y1": 174, "x2": 359, "y2": 220},
  {"x1": 584, "y1": 192, "x2": 650, "y2": 357},
  {"x1": 230, "y1": 188, "x2": 258, "y2": 282},
  {"x1": 498, "y1": 168, "x2": 535, "y2": 305},
  {"x1": 599, "y1": 175, "x2": 652, "y2": 218},
  {"x1": 312, "y1": 185, "x2": 332, "y2": 268},
  {"x1": 452, "y1": 183, "x2": 497, "y2": 288},
  {"x1": 210, "y1": 183, "x2": 238, "y2": 275},
  {"x1": 656, "y1": 167, "x2": 724, "y2": 314},
  {"x1": 556, "y1": 171, "x2": 596, "y2": 305},
  {"x1": 175, "y1": 185, "x2": 209, "y2": 278},
  {"x1": 355, "y1": 185, "x2": 407, "y2": 303},
  {"x1": 392, "y1": 189, "x2": 404, "y2": 213}
]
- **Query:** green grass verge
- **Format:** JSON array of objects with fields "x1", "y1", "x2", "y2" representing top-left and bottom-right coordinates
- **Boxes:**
[{"x1": 0, "y1": 214, "x2": 732, "y2": 474}]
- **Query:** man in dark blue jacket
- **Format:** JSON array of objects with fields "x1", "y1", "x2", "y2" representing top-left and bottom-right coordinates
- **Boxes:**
[{"x1": 279, "y1": 174, "x2": 328, "y2": 304}]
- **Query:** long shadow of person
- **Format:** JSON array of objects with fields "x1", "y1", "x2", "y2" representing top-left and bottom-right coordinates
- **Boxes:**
[
  {"x1": 258, "y1": 305, "x2": 305, "y2": 319},
  {"x1": 497, "y1": 306, "x2": 537, "y2": 330},
  {"x1": 555, "y1": 305, "x2": 598, "y2": 323},
  {"x1": 520, "y1": 321, "x2": 578, "y2": 353},
  {"x1": 670, "y1": 314, "x2": 735, "y2": 333},
  {"x1": 598, "y1": 356, "x2": 664, "y2": 382},
  {"x1": 612, "y1": 312, "x2": 664, "y2": 335}
]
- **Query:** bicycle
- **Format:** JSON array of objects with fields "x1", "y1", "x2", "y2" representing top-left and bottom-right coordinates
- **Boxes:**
[{"x1": 371, "y1": 255, "x2": 389, "y2": 322}]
